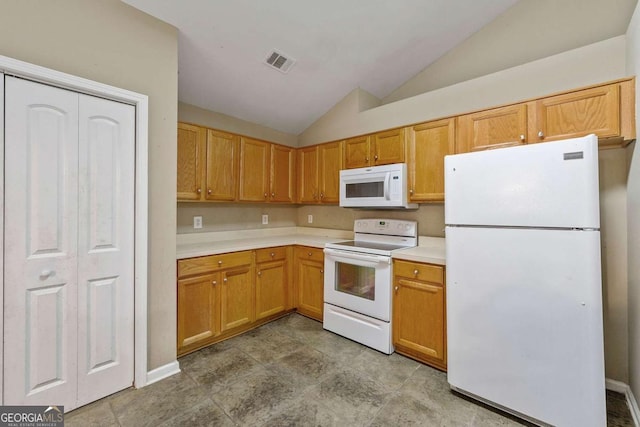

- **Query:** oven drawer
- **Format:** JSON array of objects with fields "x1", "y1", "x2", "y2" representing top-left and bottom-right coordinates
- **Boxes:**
[
  {"x1": 394, "y1": 260, "x2": 444, "y2": 284},
  {"x1": 178, "y1": 251, "x2": 253, "y2": 278}
]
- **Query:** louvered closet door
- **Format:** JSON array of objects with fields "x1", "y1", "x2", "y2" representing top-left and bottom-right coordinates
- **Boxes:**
[{"x1": 3, "y1": 76, "x2": 135, "y2": 410}]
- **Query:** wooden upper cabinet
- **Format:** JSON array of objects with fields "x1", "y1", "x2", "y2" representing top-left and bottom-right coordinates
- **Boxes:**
[
  {"x1": 297, "y1": 146, "x2": 319, "y2": 203},
  {"x1": 270, "y1": 144, "x2": 296, "y2": 203},
  {"x1": 530, "y1": 83, "x2": 621, "y2": 143},
  {"x1": 457, "y1": 104, "x2": 528, "y2": 153},
  {"x1": 177, "y1": 123, "x2": 206, "y2": 200},
  {"x1": 407, "y1": 118, "x2": 455, "y2": 202},
  {"x1": 239, "y1": 137, "x2": 270, "y2": 202},
  {"x1": 373, "y1": 128, "x2": 405, "y2": 165},
  {"x1": 318, "y1": 141, "x2": 343, "y2": 203},
  {"x1": 344, "y1": 135, "x2": 371, "y2": 169},
  {"x1": 205, "y1": 129, "x2": 239, "y2": 201}
]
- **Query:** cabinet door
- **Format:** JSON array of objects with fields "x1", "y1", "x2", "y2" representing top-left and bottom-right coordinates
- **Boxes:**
[
  {"x1": 177, "y1": 123, "x2": 206, "y2": 200},
  {"x1": 457, "y1": 104, "x2": 527, "y2": 153},
  {"x1": 319, "y1": 141, "x2": 343, "y2": 203},
  {"x1": 344, "y1": 135, "x2": 371, "y2": 169},
  {"x1": 205, "y1": 129, "x2": 238, "y2": 201},
  {"x1": 373, "y1": 128, "x2": 405, "y2": 165},
  {"x1": 270, "y1": 144, "x2": 295, "y2": 203},
  {"x1": 296, "y1": 251, "x2": 324, "y2": 321},
  {"x1": 177, "y1": 273, "x2": 219, "y2": 353},
  {"x1": 393, "y1": 275, "x2": 446, "y2": 369},
  {"x1": 297, "y1": 146, "x2": 319, "y2": 203},
  {"x1": 532, "y1": 83, "x2": 620, "y2": 143},
  {"x1": 256, "y1": 260, "x2": 287, "y2": 320},
  {"x1": 407, "y1": 119, "x2": 455, "y2": 202},
  {"x1": 220, "y1": 265, "x2": 255, "y2": 332},
  {"x1": 239, "y1": 137, "x2": 270, "y2": 202}
]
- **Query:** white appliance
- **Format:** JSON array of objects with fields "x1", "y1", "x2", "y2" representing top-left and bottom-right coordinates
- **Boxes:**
[
  {"x1": 339, "y1": 163, "x2": 418, "y2": 209},
  {"x1": 324, "y1": 219, "x2": 417, "y2": 353},
  {"x1": 445, "y1": 134, "x2": 606, "y2": 426}
]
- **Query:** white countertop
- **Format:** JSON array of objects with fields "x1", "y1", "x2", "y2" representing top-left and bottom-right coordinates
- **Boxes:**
[{"x1": 177, "y1": 227, "x2": 445, "y2": 265}]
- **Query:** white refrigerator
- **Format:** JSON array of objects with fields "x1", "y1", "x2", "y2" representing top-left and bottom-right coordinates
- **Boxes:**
[{"x1": 444, "y1": 134, "x2": 606, "y2": 426}]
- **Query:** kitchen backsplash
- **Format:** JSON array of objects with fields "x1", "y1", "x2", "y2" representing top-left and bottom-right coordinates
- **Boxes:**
[{"x1": 177, "y1": 202, "x2": 445, "y2": 237}]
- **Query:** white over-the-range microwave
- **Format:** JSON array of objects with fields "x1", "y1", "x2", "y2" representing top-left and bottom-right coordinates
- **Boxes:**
[{"x1": 339, "y1": 163, "x2": 418, "y2": 209}]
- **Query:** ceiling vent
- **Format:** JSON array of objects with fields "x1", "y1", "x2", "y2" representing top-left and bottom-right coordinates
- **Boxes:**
[{"x1": 264, "y1": 50, "x2": 296, "y2": 74}]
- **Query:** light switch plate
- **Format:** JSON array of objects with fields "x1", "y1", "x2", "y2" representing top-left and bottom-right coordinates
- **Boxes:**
[
  {"x1": 193, "y1": 216, "x2": 203, "y2": 229},
  {"x1": 262, "y1": 214, "x2": 269, "y2": 225}
]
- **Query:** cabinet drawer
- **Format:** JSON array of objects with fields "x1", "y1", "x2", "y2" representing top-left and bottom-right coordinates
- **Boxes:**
[
  {"x1": 178, "y1": 251, "x2": 253, "y2": 278},
  {"x1": 256, "y1": 246, "x2": 287, "y2": 263},
  {"x1": 296, "y1": 246, "x2": 324, "y2": 262},
  {"x1": 394, "y1": 260, "x2": 444, "y2": 284}
]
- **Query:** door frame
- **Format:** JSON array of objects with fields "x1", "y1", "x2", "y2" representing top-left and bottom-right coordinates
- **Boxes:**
[{"x1": 0, "y1": 54, "x2": 150, "y2": 401}]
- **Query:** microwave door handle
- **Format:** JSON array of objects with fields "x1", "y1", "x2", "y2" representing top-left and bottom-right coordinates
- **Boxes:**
[{"x1": 384, "y1": 172, "x2": 391, "y2": 200}]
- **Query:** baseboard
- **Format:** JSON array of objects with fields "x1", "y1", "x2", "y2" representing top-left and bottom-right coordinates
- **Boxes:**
[
  {"x1": 145, "y1": 360, "x2": 181, "y2": 386},
  {"x1": 606, "y1": 378, "x2": 640, "y2": 427}
]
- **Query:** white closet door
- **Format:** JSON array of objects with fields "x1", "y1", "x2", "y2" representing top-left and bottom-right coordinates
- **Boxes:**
[
  {"x1": 4, "y1": 77, "x2": 79, "y2": 408},
  {"x1": 76, "y1": 95, "x2": 135, "y2": 405}
]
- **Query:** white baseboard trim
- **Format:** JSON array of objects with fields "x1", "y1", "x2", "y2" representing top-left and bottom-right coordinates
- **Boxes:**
[
  {"x1": 606, "y1": 378, "x2": 640, "y2": 427},
  {"x1": 144, "y1": 360, "x2": 181, "y2": 387}
]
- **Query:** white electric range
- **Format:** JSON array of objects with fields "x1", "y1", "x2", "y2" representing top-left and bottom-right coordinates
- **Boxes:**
[{"x1": 323, "y1": 219, "x2": 417, "y2": 354}]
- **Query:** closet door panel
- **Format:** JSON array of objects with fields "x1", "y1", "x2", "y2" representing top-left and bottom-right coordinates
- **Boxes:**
[
  {"x1": 4, "y1": 76, "x2": 79, "y2": 408},
  {"x1": 77, "y1": 95, "x2": 135, "y2": 406}
]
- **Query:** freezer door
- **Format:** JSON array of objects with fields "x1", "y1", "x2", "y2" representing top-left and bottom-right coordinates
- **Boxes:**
[
  {"x1": 446, "y1": 226, "x2": 606, "y2": 427},
  {"x1": 445, "y1": 134, "x2": 599, "y2": 228}
]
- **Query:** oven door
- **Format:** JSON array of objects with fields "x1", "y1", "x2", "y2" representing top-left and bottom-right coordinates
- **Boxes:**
[{"x1": 323, "y1": 247, "x2": 392, "y2": 321}]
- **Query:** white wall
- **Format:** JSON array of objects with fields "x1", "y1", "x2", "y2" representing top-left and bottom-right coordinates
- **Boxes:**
[
  {"x1": 299, "y1": 36, "x2": 627, "y2": 146},
  {"x1": 625, "y1": 1, "x2": 640, "y2": 409}
]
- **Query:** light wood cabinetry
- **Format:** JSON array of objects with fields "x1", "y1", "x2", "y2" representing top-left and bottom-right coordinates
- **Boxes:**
[
  {"x1": 457, "y1": 79, "x2": 635, "y2": 153},
  {"x1": 295, "y1": 246, "x2": 324, "y2": 321},
  {"x1": 177, "y1": 123, "x2": 206, "y2": 200},
  {"x1": 205, "y1": 129, "x2": 239, "y2": 201},
  {"x1": 177, "y1": 251, "x2": 253, "y2": 355},
  {"x1": 239, "y1": 137, "x2": 296, "y2": 203},
  {"x1": 457, "y1": 104, "x2": 528, "y2": 153},
  {"x1": 393, "y1": 259, "x2": 446, "y2": 370},
  {"x1": 177, "y1": 123, "x2": 239, "y2": 201},
  {"x1": 344, "y1": 128, "x2": 405, "y2": 169},
  {"x1": 406, "y1": 118, "x2": 455, "y2": 202},
  {"x1": 296, "y1": 141, "x2": 343, "y2": 204},
  {"x1": 255, "y1": 246, "x2": 291, "y2": 320}
]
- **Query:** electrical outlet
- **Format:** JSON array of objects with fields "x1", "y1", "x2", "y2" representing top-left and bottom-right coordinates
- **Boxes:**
[
  {"x1": 262, "y1": 214, "x2": 269, "y2": 225},
  {"x1": 308, "y1": 214, "x2": 313, "y2": 224},
  {"x1": 193, "y1": 216, "x2": 203, "y2": 229}
]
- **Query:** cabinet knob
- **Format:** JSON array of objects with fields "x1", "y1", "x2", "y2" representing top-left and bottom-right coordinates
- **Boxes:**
[
  {"x1": 538, "y1": 131, "x2": 545, "y2": 139},
  {"x1": 197, "y1": 188, "x2": 202, "y2": 194},
  {"x1": 320, "y1": 192, "x2": 324, "y2": 199},
  {"x1": 374, "y1": 155, "x2": 378, "y2": 161},
  {"x1": 212, "y1": 280, "x2": 217, "y2": 285},
  {"x1": 409, "y1": 189, "x2": 414, "y2": 195},
  {"x1": 218, "y1": 260, "x2": 223, "y2": 266},
  {"x1": 223, "y1": 277, "x2": 228, "y2": 282},
  {"x1": 207, "y1": 189, "x2": 212, "y2": 195},
  {"x1": 520, "y1": 134, "x2": 525, "y2": 142},
  {"x1": 365, "y1": 157, "x2": 369, "y2": 162},
  {"x1": 264, "y1": 192, "x2": 268, "y2": 198},
  {"x1": 271, "y1": 192, "x2": 275, "y2": 197},
  {"x1": 270, "y1": 252, "x2": 275, "y2": 257},
  {"x1": 395, "y1": 286, "x2": 399, "y2": 293},
  {"x1": 413, "y1": 269, "x2": 419, "y2": 276},
  {"x1": 320, "y1": 269, "x2": 324, "y2": 274},
  {"x1": 257, "y1": 271, "x2": 261, "y2": 276}
]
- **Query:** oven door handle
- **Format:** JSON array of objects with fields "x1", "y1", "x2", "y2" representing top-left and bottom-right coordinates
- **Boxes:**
[{"x1": 323, "y1": 248, "x2": 391, "y2": 264}]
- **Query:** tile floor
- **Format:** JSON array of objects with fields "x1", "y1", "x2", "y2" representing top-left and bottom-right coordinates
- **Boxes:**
[{"x1": 67, "y1": 313, "x2": 634, "y2": 426}]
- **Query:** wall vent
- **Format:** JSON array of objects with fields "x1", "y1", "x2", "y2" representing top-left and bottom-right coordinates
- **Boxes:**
[{"x1": 264, "y1": 50, "x2": 296, "y2": 74}]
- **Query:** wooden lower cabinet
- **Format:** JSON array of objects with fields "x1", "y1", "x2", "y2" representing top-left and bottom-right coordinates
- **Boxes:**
[
  {"x1": 255, "y1": 247, "x2": 291, "y2": 320},
  {"x1": 177, "y1": 273, "x2": 220, "y2": 351},
  {"x1": 295, "y1": 246, "x2": 324, "y2": 321},
  {"x1": 220, "y1": 264, "x2": 255, "y2": 332},
  {"x1": 393, "y1": 259, "x2": 446, "y2": 370}
]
